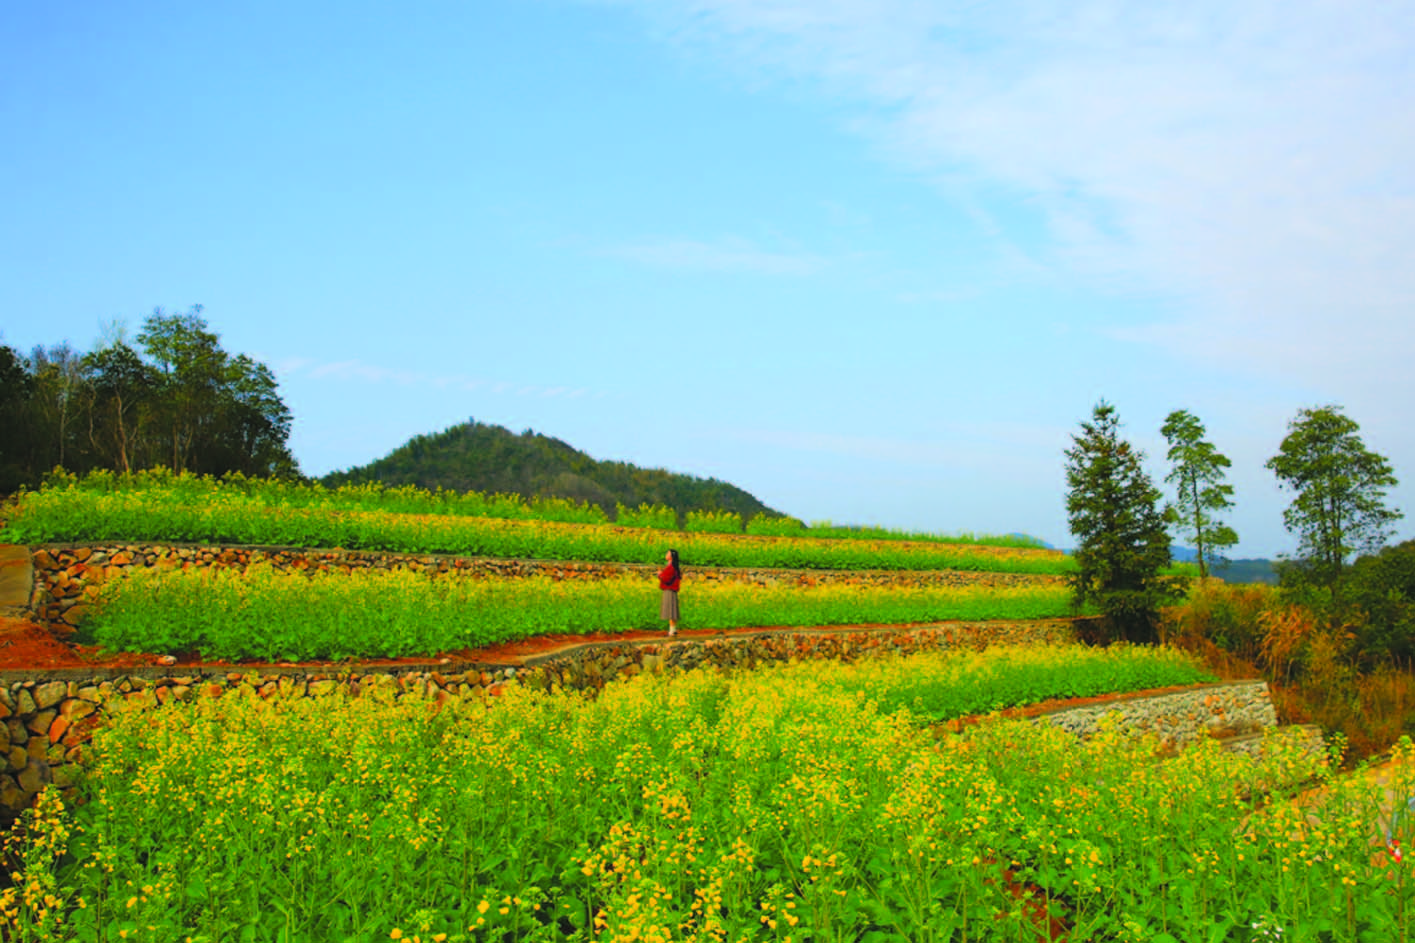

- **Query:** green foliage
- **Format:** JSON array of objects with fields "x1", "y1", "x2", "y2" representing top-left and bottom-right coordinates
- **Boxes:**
[
  {"x1": 684, "y1": 509, "x2": 742, "y2": 534},
  {"x1": 0, "y1": 309, "x2": 297, "y2": 488},
  {"x1": 1266, "y1": 405, "x2": 1402, "y2": 591},
  {"x1": 1160, "y1": 409, "x2": 1237, "y2": 579},
  {"x1": 743, "y1": 515, "x2": 807, "y2": 537},
  {"x1": 825, "y1": 643, "x2": 1216, "y2": 720},
  {"x1": 321, "y1": 419, "x2": 782, "y2": 524},
  {"x1": 3, "y1": 470, "x2": 1077, "y2": 573},
  {"x1": 804, "y1": 520, "x2": 1049, "y2": 549},
  {"x1": 1342, "y1": 540, "x2": 1415, "y2": 666},
  {"x1": 84, "y1": 566, "x2": 1080, "y2": 661},
  {"x1": 1065, "y1": 402, "x2": 1177, "y2": 642},
  {"x1": 613, "y1": 502, "x2": 677, "y2": 529}
]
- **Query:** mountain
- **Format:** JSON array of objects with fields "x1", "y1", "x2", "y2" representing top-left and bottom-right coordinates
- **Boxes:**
[
  {"x1": 1173, "y1": 547, "x2": 1279, "y2": 584},
  {"x1": 1057, "y1": 543, "x2": 1279, "y2": 584},
  {"x1": 1210, "y1": 558, "x2": 1279, "y2": 585},
  {"x1": 320, "y1": 419, "x2": 784, "y2": 522}
]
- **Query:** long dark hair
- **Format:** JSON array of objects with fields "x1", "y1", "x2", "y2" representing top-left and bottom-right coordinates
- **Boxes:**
[{"x1": 667, "y1": 548, "x2": 681, "y2": 582}]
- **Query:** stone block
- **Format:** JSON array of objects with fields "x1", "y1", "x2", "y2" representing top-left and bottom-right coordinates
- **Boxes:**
[
  {"x1": 26, "y1": 710, "x2": 56, "y2": 737},
  {"x1": 17, "y1": 759, "x2": 51, "y2": 794},
  {"x1": 14, "y1": 689, "x2": 36, "y2": 715},
  {"x1": 59, "y1": 699, "x2": 96, "y2": 721}
]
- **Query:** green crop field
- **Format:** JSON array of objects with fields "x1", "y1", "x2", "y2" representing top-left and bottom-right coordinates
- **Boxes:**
[{"x1": 82, "y1": 566, "x2": 1084, "y2": 662}]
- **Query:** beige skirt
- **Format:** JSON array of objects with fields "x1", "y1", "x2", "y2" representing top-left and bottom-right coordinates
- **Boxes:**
[{"x1": 660, "y1": 590, "x2": 680, "y2": 621}]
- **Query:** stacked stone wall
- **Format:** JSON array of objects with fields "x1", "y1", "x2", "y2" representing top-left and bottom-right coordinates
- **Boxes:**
[
  {"x1": 1034, "y1": 681, "x2": 1279, "y2": 746},
  {"x1": 29, "y1": 543, "x2": 1064, "y2": 633}
]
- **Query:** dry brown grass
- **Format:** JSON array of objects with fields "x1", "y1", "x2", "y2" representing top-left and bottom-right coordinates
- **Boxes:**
[{"x1": 1164, "y1": 581, "x2": 1415, "y2": 765}]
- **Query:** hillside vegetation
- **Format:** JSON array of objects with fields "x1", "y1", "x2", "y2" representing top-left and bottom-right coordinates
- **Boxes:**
[{"x1": 321, "y1": 419, "x2": 781, "y2": 524}]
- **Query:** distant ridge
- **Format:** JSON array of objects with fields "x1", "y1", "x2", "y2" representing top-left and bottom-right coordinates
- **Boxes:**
[{"x1": 321, "y1": 419, "x2": 784, "y2": 523}]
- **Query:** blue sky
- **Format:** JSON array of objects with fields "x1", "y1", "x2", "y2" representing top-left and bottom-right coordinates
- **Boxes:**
[{"x1": 4, "y1": 0, "x2": 1413, "y2": 557}]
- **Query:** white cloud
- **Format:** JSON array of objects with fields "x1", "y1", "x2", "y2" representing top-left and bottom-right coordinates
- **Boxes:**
[
  {"x1": 605, "y1": 0, "x2": 1415, "y2": 399},
  {"x1": 603, "y1": 236, "x2": 823, "y2": 275}
]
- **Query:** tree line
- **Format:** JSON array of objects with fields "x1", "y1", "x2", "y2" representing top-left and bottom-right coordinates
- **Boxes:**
[
  {"x1": 1067, "y1": 401, "x2": 1408, "y2": 662},
  {"x1": 0, "y1": 307, "x2": 297, "y2": 491}
]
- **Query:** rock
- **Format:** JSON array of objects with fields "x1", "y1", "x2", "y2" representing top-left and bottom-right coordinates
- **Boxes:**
[
  {"x1": 169, "y1": 685, "x2": 190, "y2": 702},
  {"x1": 17, "y1": 760, "x2": 50, "y2": 794},
  {"x1": 33, "y1": 682, "x2": 67, "y2": 711},
  {"x1": 199, "y1": 684, "x2": 224, "y2": 699},
  {"x1": 7, "y1": 746, "x2": 25, "y2": 772},
  {"x1": 26, "y1": 738, "x2": 47, "y2": 762},
  {"x1": 6, "y1": 719, "x2": 26, "y2": 746},
  {"x1": 59, "y1": 699, "x2": 96, "y2": 721},
  {"x1": 307, "y1": 680, "x2": 339, "y2": 697},
  {"x1": 157, "y1": 655, "x2": 177, "y2": 666},
  {"x1": 14, "y1": 689, "x2": 36, "y2": 715},
  {"x1": 0, "y1": 775, "x2": 26, "y2": 813},
  {"x1": 26, "y1": 711, "x2": 56, "y2": 737}
]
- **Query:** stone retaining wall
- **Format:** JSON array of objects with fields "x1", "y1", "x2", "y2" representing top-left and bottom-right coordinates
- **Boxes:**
[
  {"x1": 0, "y1": 619, "x2": 1075, "y2": 822},
  {"x1": 28, "y1": 543, "x2": 1064, "y2": 633},
  {"x1": 1035, "y1": 681, "x2": 1279, "y2": 746}
]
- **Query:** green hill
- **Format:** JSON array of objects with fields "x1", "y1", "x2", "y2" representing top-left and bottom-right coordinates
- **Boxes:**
[{"x1": 320, "y1": 419, "x2": 784, "y2": 523}]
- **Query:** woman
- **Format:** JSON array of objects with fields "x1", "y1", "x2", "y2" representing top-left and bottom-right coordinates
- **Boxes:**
[{"x1": 659, "y1": 548, "x2": 682, "y2": 636}]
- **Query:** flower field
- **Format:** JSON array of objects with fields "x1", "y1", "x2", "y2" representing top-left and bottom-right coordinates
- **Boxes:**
[
  {"x1": 5, "y1": 469, "x2": 1048, "y2": 550},
  {"x1": 83, "y1": 566, "x2": 1083, "y2": 661},
  {"x1": 3, "y1": 651, "x2": 1408, "y2": 943},
  {"x1": 4, "y1": 495, "x2": 1072, "y2": 577}
]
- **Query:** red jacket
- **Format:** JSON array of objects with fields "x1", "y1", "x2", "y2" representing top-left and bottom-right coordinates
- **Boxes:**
[{"x1": 658, "y1": 564, "x2": 681, "y2": 592}]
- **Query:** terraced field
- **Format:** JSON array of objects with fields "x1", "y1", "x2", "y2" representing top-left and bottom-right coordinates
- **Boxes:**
[{"x1": 3, "y1": 474, "x2": 1408, "y2": 941}]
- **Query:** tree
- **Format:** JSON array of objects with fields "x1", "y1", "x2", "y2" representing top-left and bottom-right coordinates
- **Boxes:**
[
  {"x1": 1265, "y1": 405, "x2": 1401, "y2": 591},
  {"x1": 0, "y1": 343, "x2": 36, "y2": 491},
  {"x1": 138, "y1": 306, "x2": 225, "y2": 474},
  {"x1": 1065, "y1": 401, "x2": 1175, "y2": 642},
  {"x1": 1343, "y1": 540, "x2": 1415, "y2": 666},
  {"x1": 28, "y1": 342, "x2": 87, "y2": 471},
  {"x1": 1160, "y1": 409, "x2": 1238, "y2": 579},
  {"x1": 83, "y1": 342, "x2": 157, "y2": 474}
]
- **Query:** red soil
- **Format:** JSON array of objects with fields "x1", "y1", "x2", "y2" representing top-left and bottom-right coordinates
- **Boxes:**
[{"x1": 0, "y1": 618, "x2": 947, "y2": 672}]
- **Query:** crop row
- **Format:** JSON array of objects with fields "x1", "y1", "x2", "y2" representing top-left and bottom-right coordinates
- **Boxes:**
[
  {"x1": 6, "y1": 490, "x2": 1076, "y2": 575},
  {"x1": 4, "y1": 655, "x2": 1399, "y2": 942},
  {"x1": 83, "y1": 566, "x2": 1083, "y2": 661},
  {"x1": 21, "y1": 468, "x2": 1049, "y2": 547}
]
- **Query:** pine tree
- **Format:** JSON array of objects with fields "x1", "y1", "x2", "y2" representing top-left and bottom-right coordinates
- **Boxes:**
[{"x1": 1065, "y1": 402, "x2": 1174, "y2": 642}]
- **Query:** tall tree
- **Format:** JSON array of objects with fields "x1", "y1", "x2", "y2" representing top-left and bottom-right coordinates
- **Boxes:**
[
  {"x1": 1266, "y1": 405, "x2": 1401, "y2": 591},
  {"x1": 83, "y1": 342, "x2": 157, "y2": 475},
  {"x1": 1160, "y1": 409, "x2": 1238, "y2": 579},
  {"x1": 0, "y1": 344, "x2": 36, "y2": 491},
  {"x1": 1065, "y1": 402, "x2": 1175, "y2": 642},
  {"x1": 138, "y1": 306, "x2": 225, "y2": 473},
  {"x1": 28, "y1": 343, "x2": 87, "y2": 471}
]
